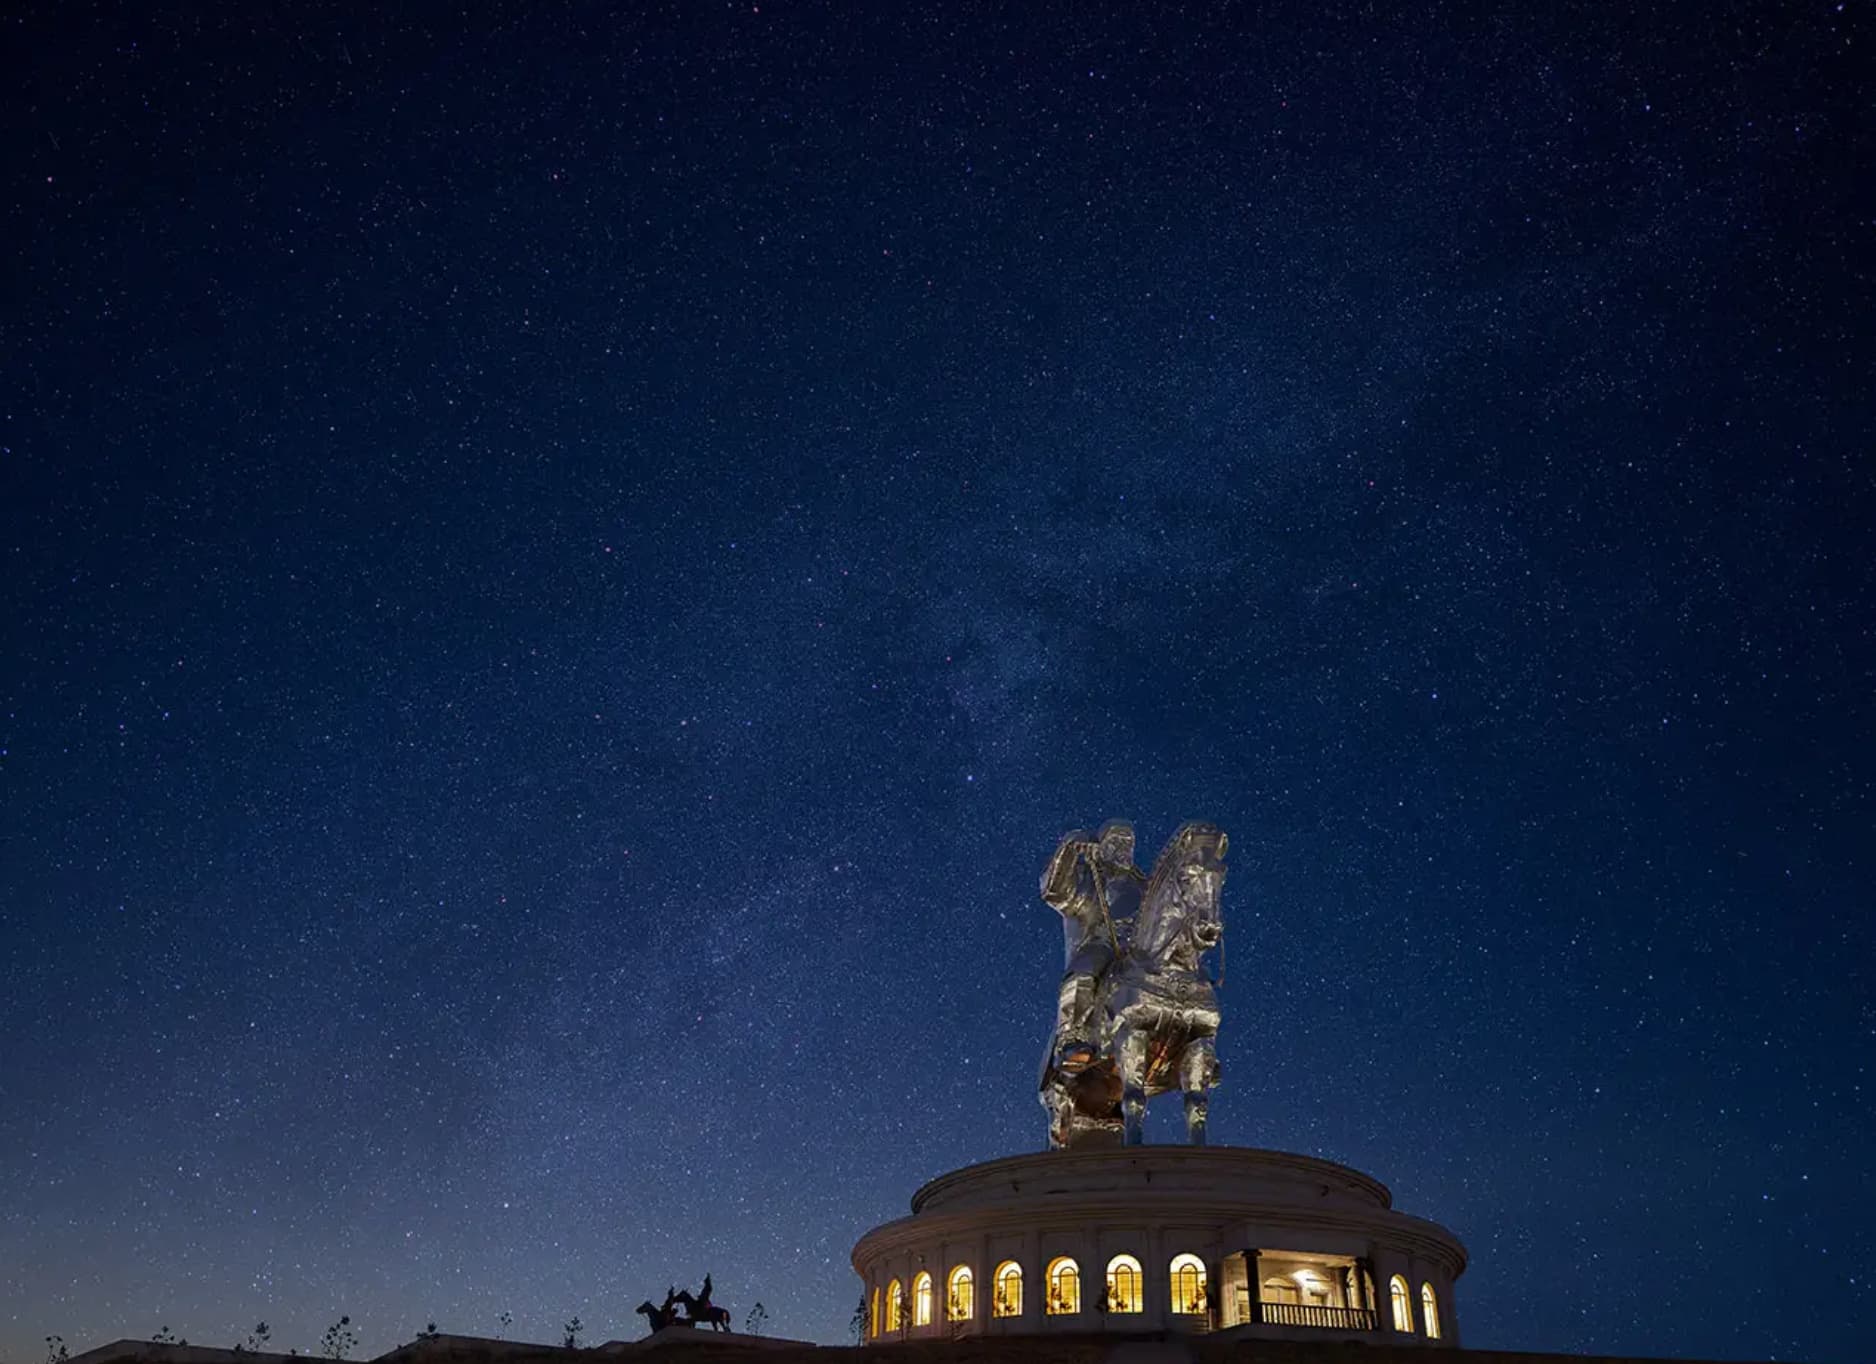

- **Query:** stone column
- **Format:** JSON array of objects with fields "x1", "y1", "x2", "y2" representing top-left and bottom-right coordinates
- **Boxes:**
[
  {"x1": 1022, "y1": 1229, "x2": 1041, "y2": 1331},
  {"x1": 978, "y1": 1233, "x2": 993, "y2": 1336},
  {"x1": 1146, "y1": 1226, "x2": 1162, "y2": 1331}
]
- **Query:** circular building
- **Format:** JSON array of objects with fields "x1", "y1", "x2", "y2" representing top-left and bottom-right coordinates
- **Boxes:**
[{"x1": 852, "y1": 1145, "x2": 1464, "y2": 1348}]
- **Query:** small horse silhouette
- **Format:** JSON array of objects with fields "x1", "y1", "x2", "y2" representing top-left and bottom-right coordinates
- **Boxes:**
[
  {"x1": 634, "y1": 1301, "x2": 672, "y2": 1334},
  {"x1": 672, "y1": 1290, "x2": 730, "y2": 1332},
  {"x1": 636, "y1": 1287, "x2": 690, "y2": 1334}
]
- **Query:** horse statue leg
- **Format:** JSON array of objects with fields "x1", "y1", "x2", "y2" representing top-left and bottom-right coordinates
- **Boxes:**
[
  {"x1": 1180, "y1": 1035, "x2": 1217, "y2": 1146},
  {"x1": 1040, "y1": 1074, "x2": 1069, "y2": 1150},
  {"x1": 1116, "y1": 1024, "x2": 1149, "y2": 1145}
]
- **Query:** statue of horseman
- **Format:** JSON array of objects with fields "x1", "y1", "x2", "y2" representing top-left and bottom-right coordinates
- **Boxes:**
[{"x1": 1039, "y1": 819, "x2": 1228, "y2": 1149}]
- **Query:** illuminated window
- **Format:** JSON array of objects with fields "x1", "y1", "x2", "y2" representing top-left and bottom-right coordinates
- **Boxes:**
[
  {"x1": 1421, "y1": 1283, "x2": 1441, "y2": 1340},
  {"x1": 1169, "y1": 1254, "x2": 1207, "y2": 1315},
  {"x1": 1046, "y1": 1256, "x2": 1081, "y2": 1315},
  {"x1": 948, "y1": 1265, "x2": 974, "y2": 1322},
  {"x1": 886, "y1": 1279, "x2": 904, "y2": 1332},
  {"x1": 1390, "y1": 1276, "x2": 1413, "y2": 1333},
  {"x1": 913, "y1": 1271, "x2": 933, "y2": 1327},
  {"x1": 870, "y1": 1286, "x2": 880, "y2": 1339},
  {"x1": 1106, "y1": 1254, "x2": 1143, "y2": 1313},
  {"x1": 993, "y1": 1260, "x2": 1023, "y2": 1317},
  {"x1": 1261, "y1": 1276, "x2": 1298, "y2": 1305}
]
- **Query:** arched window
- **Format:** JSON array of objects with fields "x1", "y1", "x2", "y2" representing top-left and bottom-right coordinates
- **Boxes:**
[
  {"x1": 1390, "y1": 1275, "x2": 1413, "y2": 1333},
  {"x1": 1421, "y1": 1283, "x2": 1441, "y2": 1340},
  {"x1": 870, "y1": 1286, "x2": 880, "y2": 1339},
  {"x1": 947, "y1": 1265, "x2": 974, "y2": 1322},
  {"x1": 913, "y1": 1271, "x2": 933, "y2": 1326},
  {"x1": 993, "y1": 1260, "x2": 1022, "y2": 1317},
  {"x1": 1169, "y1": 1254, "x2": 1207, "y2": 1315},
  {"x1": 1046, "y1": 1256, "x2": 1081, "y2": 1315},
  {"x1": 1106, "y1": 1254, "x2": 1143, "y2": 1313},
  {"x1": 886, "y1": 1279, "x2": 904, "y2": 1332}
]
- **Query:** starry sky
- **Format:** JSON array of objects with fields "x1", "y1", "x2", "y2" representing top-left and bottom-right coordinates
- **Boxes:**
[{"x1": 2, "y1": 4, "x2": 1871, "y2": 1363}]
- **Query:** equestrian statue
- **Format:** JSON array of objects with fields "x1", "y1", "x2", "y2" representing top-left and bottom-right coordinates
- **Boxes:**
[
  {"x1": 634, "y1": 1288, "x2": 684, "y2": 1334},
  {"x1": 1039, "y1": 820, "x2": 1227, "y2": 1148},
  {"x1": 636, "y1": 1275, "x2": 731, "y2": 1335},
  {"x1": 673, "y1": 1274, "x2": 730, "y2": 1332}
]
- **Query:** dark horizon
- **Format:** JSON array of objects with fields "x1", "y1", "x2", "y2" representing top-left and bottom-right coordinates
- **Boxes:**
[{"x1": 3, "y1": 4, "x2": 1869, "y2": 1364}]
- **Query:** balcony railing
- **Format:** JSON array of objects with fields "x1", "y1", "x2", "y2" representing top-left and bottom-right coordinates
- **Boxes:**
[{"x1": 1254, "y1": 1303, "x2": 1378, "y2": 1331}]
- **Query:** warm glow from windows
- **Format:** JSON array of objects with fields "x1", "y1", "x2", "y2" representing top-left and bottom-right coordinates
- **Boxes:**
[
  {"x1": 1106, "y1": 1254, "x2": 1143, "y2": 1313},
  {"x1": 1390, "y1": 1276, "x2": 1413, "y2": 1332},
  {"x1": 870, "y1": 1287, "x2": 880, "y2": 1339},
  {"x1": 913, "y1": 1271, "x2": 933, "y2": 1326},
  {"x1": 886, "y1": 1279, "x2": 903, "y2": 1332},
  {"x1": 1046, "y1": 1256, "x2": 1081, "y2": 1315},
  {"x1": 1421, "y1": 1283, "x2": 1441, "y2": 1339},
  {"x1": 947, "y1": 1265, "x2": 974, "y2": 1321},
  {"x1": 993, "y1": 1260, "x2": 1022, "y2": 1317},
  {"x1": 1169, "y1": 1254, "x2": 1207, "y2": 1314}
]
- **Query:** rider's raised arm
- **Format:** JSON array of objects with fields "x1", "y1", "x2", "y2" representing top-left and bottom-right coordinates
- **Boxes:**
[{"x1": 1040, "y1": 830, "x2": 1092, "y2": 911}]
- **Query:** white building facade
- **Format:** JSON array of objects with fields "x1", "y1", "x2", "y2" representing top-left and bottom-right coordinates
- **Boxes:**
[{"x1": 852, "y1": 1146, "x2": 1464, "y2": 1348}]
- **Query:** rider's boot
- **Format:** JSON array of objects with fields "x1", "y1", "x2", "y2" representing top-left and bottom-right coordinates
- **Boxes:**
[
  {"x1": 1123, "y1": 1091, "x2": 1146, "y2": 1145},
  {"x1": 1118, "y1": 1027, "x2": 1149, "y2": 1144},
  {"x1": 1184, "y1": 1092, "x2": 1209, "y2": 1146}
]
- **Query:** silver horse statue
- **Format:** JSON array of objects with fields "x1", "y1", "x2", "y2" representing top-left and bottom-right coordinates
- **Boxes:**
[{"x1": 1039, "y1": 821, "x2": 1227, "y2": 1148}]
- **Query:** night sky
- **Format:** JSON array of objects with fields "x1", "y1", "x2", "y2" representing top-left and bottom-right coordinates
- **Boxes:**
[{"x1": 3, "y1": 5, "x2": 1871, "y2": 1363}]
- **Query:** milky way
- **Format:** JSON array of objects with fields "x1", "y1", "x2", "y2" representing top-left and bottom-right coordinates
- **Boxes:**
[{"x1": 3, "y1": 6, "x2": 1870, "y2": 1364}]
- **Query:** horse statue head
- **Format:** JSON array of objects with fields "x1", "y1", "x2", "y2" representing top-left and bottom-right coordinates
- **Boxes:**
[{"x1": 1132, "y1": 821, "x2": 1227, "y2": 975}]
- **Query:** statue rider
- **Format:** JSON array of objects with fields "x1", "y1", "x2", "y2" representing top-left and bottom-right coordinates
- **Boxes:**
[{"x1": 1040, "y1": 820, "x2": 1144, "y2": 1074}]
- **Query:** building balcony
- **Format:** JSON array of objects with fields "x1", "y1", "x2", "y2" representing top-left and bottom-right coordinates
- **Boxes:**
[{"x1": 1250, "y1": 1302, "x2": 1379, "y2": 1331}]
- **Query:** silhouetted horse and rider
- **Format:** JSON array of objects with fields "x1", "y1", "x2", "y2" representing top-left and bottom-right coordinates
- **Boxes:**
[{"x1": 635, "y1": 1275, "x2": 731, "y2": 1334}]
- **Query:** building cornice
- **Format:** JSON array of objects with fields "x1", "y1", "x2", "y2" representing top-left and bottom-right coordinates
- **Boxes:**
[{"x1": 909, "y1": 1147, "x2": 1392, "y2": 1214}]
